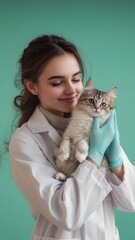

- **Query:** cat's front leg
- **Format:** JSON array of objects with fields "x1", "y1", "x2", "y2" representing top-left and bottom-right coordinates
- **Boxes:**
[
  {"x1": 75, "y1": 139, "x2": 89, "y2": 163},
  {"x1": 55, "y1": 172, "x2": 67, "y2": 181},
  {"x1": 56, "y1": 136, "x2": 71, "y2": 162}
]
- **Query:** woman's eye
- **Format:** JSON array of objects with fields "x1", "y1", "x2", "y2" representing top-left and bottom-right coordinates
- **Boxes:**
[
  {"x1": 88, "y1": 98, "x2": 94, "y2": 104},
  {"x1": 51, "y1": 82, "x2": 62, "y2": 86},
  {"x1": 101, "y1": 102, "x2": 106, "y2": 107},
  {"x1": 72, "y1": 79, "x2": 81, "y2": 82}
]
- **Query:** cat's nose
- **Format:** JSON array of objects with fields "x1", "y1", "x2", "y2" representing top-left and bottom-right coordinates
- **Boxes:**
[{"x1": 95, "y1": 104, "x2": 100, "y2": 110}]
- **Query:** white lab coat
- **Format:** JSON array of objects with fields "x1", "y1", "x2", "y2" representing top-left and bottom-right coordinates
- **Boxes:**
[{"x1": 9, "y1": 106, "x2": 135, "y2": 240}]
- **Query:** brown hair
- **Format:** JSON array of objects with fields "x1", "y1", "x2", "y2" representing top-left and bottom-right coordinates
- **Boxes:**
[{"x1": 14, "y1": 34, "x2": 85, "y2": 127}]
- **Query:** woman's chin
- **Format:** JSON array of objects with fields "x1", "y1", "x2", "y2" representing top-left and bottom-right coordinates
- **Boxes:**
[{"x1": 63, "y1": 102, "x2": 78, "y2": 112}]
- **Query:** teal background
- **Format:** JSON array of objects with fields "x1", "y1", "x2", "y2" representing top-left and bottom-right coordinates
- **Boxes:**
[{"x1": 0, "y1": 0, "x2": 135, "y2": 239}]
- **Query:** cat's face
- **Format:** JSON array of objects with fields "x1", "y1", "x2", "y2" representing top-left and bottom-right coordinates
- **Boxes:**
[{"x1": 78, "y1": 79, "x2": 116, "y2": 117}]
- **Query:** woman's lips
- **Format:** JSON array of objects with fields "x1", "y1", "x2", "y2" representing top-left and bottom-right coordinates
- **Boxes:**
[{"x1": 59, "y1": 96, "x2": 77, "y2": 103}]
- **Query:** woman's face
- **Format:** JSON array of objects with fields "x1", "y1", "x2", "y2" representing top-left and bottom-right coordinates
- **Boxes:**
[{"x1": 27, "y1": 53, "x2": 83, "y2": 116}]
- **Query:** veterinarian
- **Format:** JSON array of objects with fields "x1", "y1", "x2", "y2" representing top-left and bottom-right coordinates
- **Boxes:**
[{"x1": 9, "y1": 34, "x2": 135, "y2": 240}]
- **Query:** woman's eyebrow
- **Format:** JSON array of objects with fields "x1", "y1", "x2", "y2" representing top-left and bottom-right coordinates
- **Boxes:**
[
  {"x1": 48, "y1": 75, "x2": 64, "y2": 80},
  {"x1": 48, "y1": 70, "x2": 81, "y2": 80},
  {"x1": 72, "y1": 70, "x2": 81, "y2": 76}
]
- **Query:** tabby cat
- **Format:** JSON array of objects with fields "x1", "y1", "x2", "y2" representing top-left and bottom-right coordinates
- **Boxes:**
[{"x1": 55, "y1": 79, "x2": 117, "y2": 180}]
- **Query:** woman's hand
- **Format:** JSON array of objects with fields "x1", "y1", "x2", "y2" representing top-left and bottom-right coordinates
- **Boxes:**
[
  {"x1": 105, "y1": 110, "x2": 123, "y2": 169},
  {"x1": 88, "y1": 111, "x2": 115, "y2": 167}
]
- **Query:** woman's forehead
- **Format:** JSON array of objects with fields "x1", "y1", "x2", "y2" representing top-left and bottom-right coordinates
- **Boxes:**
[{"x1": 40, "y1": 53, "x2": 80, "y2": 78}]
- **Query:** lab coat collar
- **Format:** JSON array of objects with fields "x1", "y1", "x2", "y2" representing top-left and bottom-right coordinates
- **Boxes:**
[
  {"x1": 27, "y1": 106, "x2": 51, "y2": 134},
  {"x1": 27, "y1": 106, "x2": 61, "y2": 146}
]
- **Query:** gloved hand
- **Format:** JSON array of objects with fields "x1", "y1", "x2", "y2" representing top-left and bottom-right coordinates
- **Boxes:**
[
  {"x1": 105, "y1": 110, "x2": 123, "y2": 169},
  {"x1": 88, "y1": 111, "x2": 115, "y2": 167}
]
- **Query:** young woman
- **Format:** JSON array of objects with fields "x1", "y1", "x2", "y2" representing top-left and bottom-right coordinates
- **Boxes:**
[{"x1": 9, "y1": 35, "x2": 135, "y2": 240}]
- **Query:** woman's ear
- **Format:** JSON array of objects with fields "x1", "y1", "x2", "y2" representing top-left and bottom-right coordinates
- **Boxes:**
[{"x1": 24, "y1": 80, "x2": 38, "y2": 95}]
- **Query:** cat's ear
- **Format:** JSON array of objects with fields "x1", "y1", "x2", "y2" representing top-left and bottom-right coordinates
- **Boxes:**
[
  {"x1": 85, "y1": 78, "x2": 95, "y2": 89},
  {"x1": 107, "y1": 87, "x2": 117, "y2": 100}
]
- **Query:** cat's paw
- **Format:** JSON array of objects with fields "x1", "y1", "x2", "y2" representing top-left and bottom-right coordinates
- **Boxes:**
[
  {"x1": 75, "y1": 140, "x2": 89, "y2": 163},
  {"x1": 55, "y1": 172, "x2": 67, "y2": 181},
  {"x1": 75, "y1": 153, "x2": 87, "y2": 163},
  {"x1": 57, "y1": 152, "x2": 69, "y2": 162}
]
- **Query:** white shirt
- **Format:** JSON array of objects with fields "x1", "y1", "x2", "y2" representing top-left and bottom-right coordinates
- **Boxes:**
[{"x1": 9, "y1": 106, "x2": 135, "y2": 240}]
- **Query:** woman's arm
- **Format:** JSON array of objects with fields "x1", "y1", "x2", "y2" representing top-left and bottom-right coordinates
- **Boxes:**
[
  {"x1": 111, "y1": 164, "x2": 124, "y2": 180},
  {"x1": 87, "y1": 156, "x2": 124, "y2": 181},
  {"x1": 88, "y1": 148, "x2": 135, "y2": 212},
  {"x1": 9, "y1": 127, "x2": 112, "y2": 231},
  {"x1": 109, "y1": 148, "x2": 135, "y2": 212}
]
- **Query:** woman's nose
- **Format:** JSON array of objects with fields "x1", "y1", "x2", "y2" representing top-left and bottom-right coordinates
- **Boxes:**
[{"x1": 65, "y1": 82, "x2": 76, "y2": 94}]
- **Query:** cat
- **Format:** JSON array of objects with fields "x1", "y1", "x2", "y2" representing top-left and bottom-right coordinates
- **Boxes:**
[{"x1": 55, "y1": 79, "x2": 117, "y2": 181}]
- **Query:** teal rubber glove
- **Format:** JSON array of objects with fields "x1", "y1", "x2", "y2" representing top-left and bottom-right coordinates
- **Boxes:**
[
  {"x1": 105, "y1": 110, "x2": 123, "y2": 169},
  {"x1": 88, "y1": 111, "x2": 115, "y2": 167}
]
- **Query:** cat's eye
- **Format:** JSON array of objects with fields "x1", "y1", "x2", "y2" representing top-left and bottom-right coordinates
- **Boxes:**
[
  {"x1": 100, "y1": 102, "x2": 106, "y2": 107},
  {"x1": 88, "y1": 98, "x2": 94, "y2": 105}
]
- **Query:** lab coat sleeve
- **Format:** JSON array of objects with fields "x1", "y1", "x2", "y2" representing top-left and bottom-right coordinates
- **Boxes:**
[
  {"x1": 108, "y1": 147, "x2": 135, "y2": 212},
  {"x1": 9, "y1": 128, "x2": 112, "y2": 231}
]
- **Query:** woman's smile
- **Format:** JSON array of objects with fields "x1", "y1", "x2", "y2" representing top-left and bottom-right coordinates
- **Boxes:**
[{"x1": 59, "y1": 95, "x2": 77, "y2": 103}]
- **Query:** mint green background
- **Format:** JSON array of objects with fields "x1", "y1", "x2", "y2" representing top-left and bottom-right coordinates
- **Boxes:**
[{"x1": 0, "y1": 0, "x2": 135, "y2": 239}]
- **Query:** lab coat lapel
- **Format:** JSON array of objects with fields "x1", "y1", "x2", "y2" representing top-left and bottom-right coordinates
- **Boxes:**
[
  {"x1": 27, "y1": 106, "x2": 61, "y2": 168},
  {"x1": 35, "y1": 132, "x2": 59, "y2": 169},
  {"x1": 27, "y1": 106, "x2": 61, "y2": 146}
]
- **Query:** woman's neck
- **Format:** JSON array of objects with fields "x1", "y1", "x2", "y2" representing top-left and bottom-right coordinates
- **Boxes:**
[
  {"x1": 40, "y1": 104, "x2": 71, "y2": 118},
  {"x1": 39, "y1": 105, "x2": 71, "y2": 136}
]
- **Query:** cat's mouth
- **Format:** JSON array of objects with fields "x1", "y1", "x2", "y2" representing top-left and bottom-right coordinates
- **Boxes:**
[
  {"x1": 94, "y1": 109, "x2": 101, "y2": 113},
  {"x1": 91, "y1": 109, "x2": 104, "y2": 117},
  {"x1": 92, "y1": 108, "x2": 101, "y2": 113}
]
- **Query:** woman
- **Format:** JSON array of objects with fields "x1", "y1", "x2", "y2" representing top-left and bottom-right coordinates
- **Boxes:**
[{"x1": 9, "y1": 34, "x2": 135, "y2": 240}]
